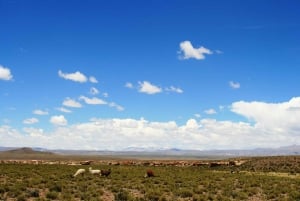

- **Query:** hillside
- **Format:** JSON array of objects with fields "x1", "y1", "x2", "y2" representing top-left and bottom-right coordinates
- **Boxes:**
[{"x1": 0, "y1": 147, "x2": 57, "y2": 160}]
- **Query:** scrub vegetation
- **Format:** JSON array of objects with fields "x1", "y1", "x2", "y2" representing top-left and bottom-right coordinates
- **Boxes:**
[{"x1": 0, "y1": 156, "x2": 300, "y2": 200}]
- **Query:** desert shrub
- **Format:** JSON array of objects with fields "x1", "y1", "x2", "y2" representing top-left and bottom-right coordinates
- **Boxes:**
[
  {"x1": 49, "y1": 182, "x2": 62, "y2": 192},
  {"x1": 114, "y1": 189, "x2": 131, "y2": 201},
  {"x1": 177, "y1": 188, "x2": 193, "y2": 198},
  {"x1": 0, "y1": 186, "x2": 5, "y2": 194},
  {"x1": 1, "y1": 159, "x2": 300, "y2": 200},
  {"x1": 61, "y1": 192, "x2": 72, "y2": 200},
  {"x1": 144, "y1": 190, "x2": 161, "y2": 201},
  {"x1": 289, "y1": 190, "x2": 300, "y2": 200},
  {"x1": 46, "y1": 191, "x2": 59, "y2": 199},
  {"x1": 16, "y1": 194, "x2": 27, "y2": 201},
  {"x1": 27, "y1": 188, "x2": 39, "y2": 197}
]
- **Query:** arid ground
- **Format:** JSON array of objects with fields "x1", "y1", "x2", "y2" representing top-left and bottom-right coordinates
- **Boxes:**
[{"x1": 0, "y1": 148, "x2": 300, "y2": 200}]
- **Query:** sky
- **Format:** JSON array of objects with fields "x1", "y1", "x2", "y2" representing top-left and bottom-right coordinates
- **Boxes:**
[{"x1": 1, "y1": 0, "x2": 300, "y2": 150}]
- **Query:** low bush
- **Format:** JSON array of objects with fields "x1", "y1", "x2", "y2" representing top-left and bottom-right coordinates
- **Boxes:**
[{"x1": 1, "y1": 158, "x2": 300, "y2": 200}]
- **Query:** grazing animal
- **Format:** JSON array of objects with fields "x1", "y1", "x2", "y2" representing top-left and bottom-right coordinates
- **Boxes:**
[
  {"x1": 144, "y1": 169, "x2": 154, "y2": 177},
  {"x1": 89, "y1": 167, "x2": 101, "y2": 175},
  {"x1": 101, "y1": 169, "x2": 111, "y2": 177},
  {"x1": 73, "y1": 168, "x2": 86, "y2": 177},
  {"x1": 80, "y1": 160, "x2": 93, "y2": 165}
]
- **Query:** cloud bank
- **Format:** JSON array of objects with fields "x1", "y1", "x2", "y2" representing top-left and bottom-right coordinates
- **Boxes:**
[{"x1": 1, "y1": 97, "x2": 300, "y2": 150}]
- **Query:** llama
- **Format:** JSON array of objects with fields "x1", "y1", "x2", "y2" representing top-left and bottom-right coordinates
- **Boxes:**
[
  {"x1": 144, "y1": 169, "x2": 154, "y2": 177},
  {"x1": 101, "y1": 168, "x2": 111, "y2": 177},
  {"x1": 73, "y1": 168, "x2": 86, "y2": 177},
  {"x1": 89, "y1": 167, "x2": 101, "y2": 175}
]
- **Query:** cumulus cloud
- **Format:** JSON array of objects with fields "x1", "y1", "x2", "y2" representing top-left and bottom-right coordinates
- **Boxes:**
[
  {"x1": 127, "y1": 82, "x2": 183, "y2": 95},
  {"x1": 1, "y1": 97, "x2": 300, "y2": 150},
  {"x1": 23, "y1": 118, "x2": 39, "y2": 124},
  {"x1": 165, "y1": 86, "x2": 183, "y2": 93},
  {"x1": 205, "y1": 109, "x2": 217, "y2": 115},
  {"x1": 23, "y1": 127, "x2": 44, "y2": 137},
  {"x1": 231, "y1": 97, "x2": 300, "y2": 132},
  {"x1": 194, "y1": 113, "x2": 201, "y2": 118},
  {"x1": 58, "y1": 70, "x2": 87, "y2": 83},
  {"x1": 215, "y1": 50, "x2": 223, "y2": 54},
  {"x1": 0, "y1": 115, "x2": 292, "y2": 150},
  {"x1": 185, "y1": 119, "x2": 199, "y2": 129},
  {"x1": 89, "y1": 76, "x2": 98, "y2": 83},
  {"x1": 109, "y1": 102, "x2": 125, "y2": 111},
  {"x1": 178, "y1": 40, "x2": 212, "y2": 60},
  {"x1": 56, "y1": 107, "x2": 72, "y2": 113},
  {"x1": 50, "y1": 115, "x2": 67, "y2": 126},
  {"x1": 125, "y1": 82, "x2": 134, "y2": 89},
  {"x1": 33, "y1": 109, "x2": 48, "y2": 115},
  {"x1": 63, "y1": 98, "x2": 82, "y2": 108},
  {"x1": 102, "y1": 92, "x2": 109, "y2": 98},
  {"x1": 138, "y1": 81, "x2": 162, "y2": 94},
  {"x1": 0, "y1": 65, "x2": 13, "y2": 81},
  {"x1": 90, "y1": 87, "x2": 99, "y2": 95},
  {"x1": 79, "y1": 96, "x2": 107, "y2": 105},
  {"x1": 229, "y1": 81, "x2": 241, "y2": 89}
]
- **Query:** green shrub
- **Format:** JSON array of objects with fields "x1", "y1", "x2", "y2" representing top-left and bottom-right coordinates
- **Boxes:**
[
  {"x1": 27, "y1": 189, "x2": 39, "y2": 197},
  {"x1": 49, "y1": 182, "x2": 62, "y2": 192},
  {"x1": 114, "y1": 189, "x2": 131, "y2": 201},
  {"x1": 16, "y1": 194, "x2": 26, "y2": 201},
  {"x1": 177, "y1": 189, "x2": 193, "y2": 198},
  {"x1": 145, "y1": 190, "x2": 160, "y2": 201},
  {"x1": 46, "y1": 191, "x2": 59, "y2": 199}
]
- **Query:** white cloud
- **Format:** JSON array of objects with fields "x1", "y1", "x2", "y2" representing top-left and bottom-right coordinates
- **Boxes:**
[
  {"x1": 103, "y1": 92, "x2": 109, "y2": 98},
  {"x1": 1, "y1": 97, "x2": 300, "y2": 150},
  {"x1": 33, "y1": 109, "x2": 48, "y2": 115},
  {"x1": 128, "y1": 82, "x2": 183, "y2": 95},
  {"x1": 23, "y1": 127, "x2": 44, "y2": 137},
  {"x1": 50, "y1": 115, "x2": 67, "y2": 126},
  {"x1": 58, "y1": 70, "x2": 87, "y2": 83},
  {"x1": 89, "y1": 76, "x2": 98, "y2": 83},
  {"x1": 231, "y1": 97, "x2": 300, "y2": 132},
  {"x1": 165, "y1": 86, "x2": 183, "y2": 93},
  {"x1": 79, "y1": 96, "x2": 107, "y2": 105},
  {"x1": 185, "y1": 119, "x2": 199, "y2": 129},
  {"x1": 229, "y1": 81, "x2": 241, "y2": 89},
  {"x1": 125, "y1": 82, "x2": 134, "y2": 89},
  {"x1": 138, "y1": 81, "x2": 162, "y2": 94},
  {"x1": 23, "y1": 118, "x2": 39, "y2": 124},
  {"x1": 56, "y1": 107, "x2": 72, "y2": 113},
  {"x1": 178, "y1": 40, "x2": 212, "y2": 60},
  {"x1": 0, "y1": 65, "x2": 13, "y2": 81},
  {"x1": 194, "y1": 113, "x2": 201, "y2": 118},
  {"x1": 219, "y1": 105, "x2": 225, "y2": 111},
  {"x1": 204, "y1": 109, "x2": 217, "y2": 115},
  {"x1": 90, "y1": 87, "x2": 99, "y2": 95},
  {"x1": 215, "y1": 50, "x2": 223, "y2": 54},
  {"x1": 109, "y1": 102, "x2": 125, "y2": 111},
  {"x1": 63, "y1": 98, "x2": 82, "y2": 108}
]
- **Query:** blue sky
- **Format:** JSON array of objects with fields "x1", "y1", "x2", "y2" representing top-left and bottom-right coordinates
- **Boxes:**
[{"x1": 1, "y1": 0, "x2": 300, "y2": 150}]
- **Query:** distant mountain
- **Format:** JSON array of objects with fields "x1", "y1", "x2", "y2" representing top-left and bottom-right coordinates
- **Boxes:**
[
  {"x1": 5, "y1": 147, "x2": 53, "y2": 154},
  {"x1": 0, "y1": 147, "x2": 16, "y2": 151},
  {"x1": 0, "y1": 147, "x2": 56, "y2": 159},
  {"x1": 1, "y1": 145, "x2": 300, "y2": 157}
]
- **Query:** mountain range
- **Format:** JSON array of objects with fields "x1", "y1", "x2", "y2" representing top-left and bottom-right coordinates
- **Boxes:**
[{"x1": 1, "y1": 145, "x2": 300, "y2": 157}]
